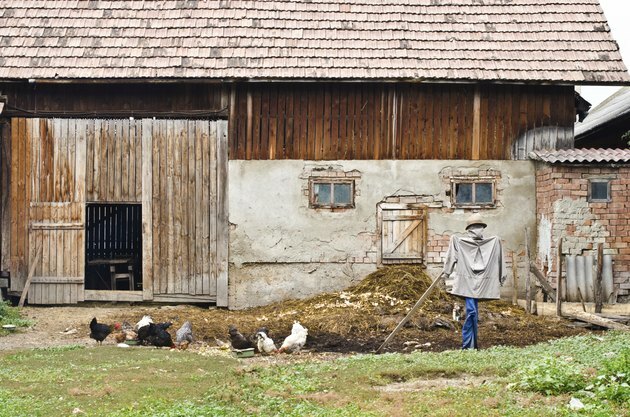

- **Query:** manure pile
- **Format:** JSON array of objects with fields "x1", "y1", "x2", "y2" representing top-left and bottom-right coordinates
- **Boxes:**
[{"x1": 113, "y1": 266, "x2": 590, "y2": 353}]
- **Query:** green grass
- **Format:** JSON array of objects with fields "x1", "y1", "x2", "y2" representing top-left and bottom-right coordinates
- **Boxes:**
[
  {"x1": 0, "y1": 332, "x2": 629, "y2": 416},
  {"x1": 0, "y1": 301, "x2": 32, "y2": 335}
]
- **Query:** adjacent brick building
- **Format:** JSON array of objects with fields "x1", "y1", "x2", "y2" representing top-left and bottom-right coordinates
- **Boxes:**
[{"x1": 532, "y1": 148, "x2": 630, "y2": 302}]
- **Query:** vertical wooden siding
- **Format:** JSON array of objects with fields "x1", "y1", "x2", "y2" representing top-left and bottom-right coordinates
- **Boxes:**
[
  {"x1": 13, "y1": 118, "x2": 87, "y2": 303},
  {"x1": 147, "y1": 119, "x2": 226, "y2": 299},
  {"x1": 7, "y1": 117, "x2": 227, "y2": 304},
  {"x1": 86, "y1": 119, "x2": 142, "y2": 202},
  {"x1": 230, "y1": 83, "x2": 575, "y2": 160}
]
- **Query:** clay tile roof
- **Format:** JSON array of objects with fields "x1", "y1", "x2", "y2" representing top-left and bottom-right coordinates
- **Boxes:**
[
  {"x1": 529, "y1": 148, "x2": 630, "y2": 163},
  {"x1": 0, "y1": 0, "x2": 629, "y2": 82}
]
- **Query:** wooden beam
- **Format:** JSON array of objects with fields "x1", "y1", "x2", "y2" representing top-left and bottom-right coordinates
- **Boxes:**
[
  {"x1": 528, "y1": 263, "x2": 557, "y2": 302},
  {"x1": 568, "y1": 311, "x2": 630, "y2": 331},
  {"x1": 595, "y1": 243, "x2": 604, "y2": 314},
  {"x1": 512, "y1": 252, "x2": 518, "y2": 305},
  {"x1": 377, "y1": 272, "x2": 446, "y2": 353},
  {"x1": 556, "y1": 239, "x2": 563, "y2": 317},
  {"x1": 471, "y1": 85, "x2": 481, "y2": 160},
  {"x1": 524, "y1": 227, "x2": 531, "y2": 314},
  {"x1": 215, "y1": 120, "x2": 229, "y2": 307},
  {"x1": 18, "y1": 243, "x2": 42, "y2": 307},
  {"x1": 142, "y1": 120, "x2": 154, "y2": 301}
]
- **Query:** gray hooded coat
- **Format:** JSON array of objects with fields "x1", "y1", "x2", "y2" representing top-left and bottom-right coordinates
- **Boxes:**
[{"x1": 443, "y1": 233, "x2": 506, "y2": 300}]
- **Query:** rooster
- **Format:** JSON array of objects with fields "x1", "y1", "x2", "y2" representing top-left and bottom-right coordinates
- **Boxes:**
[
  {"x1": 89, "y1": 318, "x2": 120, "y2": 345},
  {"x1": 228, "y1": 325, "x2": 254, "y2": 350},
  {"x1": 278, "y1": 321, "x2": 308, "y2": 354},
  {"x1": 255, "y1": 331, "x2": 277, "y2": 354}
]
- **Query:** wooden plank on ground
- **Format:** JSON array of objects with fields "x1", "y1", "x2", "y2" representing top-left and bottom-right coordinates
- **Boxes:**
[{"x1": 568, "y1": 311, "x2": 630, "y2": 331}]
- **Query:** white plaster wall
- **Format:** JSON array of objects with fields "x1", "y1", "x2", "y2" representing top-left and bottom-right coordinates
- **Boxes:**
[{"x1": 228, "y1": 160, "x2": 536, "y2": 308}]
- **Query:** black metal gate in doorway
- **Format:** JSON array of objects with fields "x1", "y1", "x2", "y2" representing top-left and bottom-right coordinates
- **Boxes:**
[{"x1": 85, "y1": 203, "x2": 142, "y2": 291}]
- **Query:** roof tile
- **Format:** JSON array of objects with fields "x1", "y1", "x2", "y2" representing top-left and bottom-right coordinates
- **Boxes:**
[
  {"x1": 0, "y1": 0, "x2": 628, "y2": 81},
  {"x1": 529, "y1": 148, "x2": 630, "y2": 163}
]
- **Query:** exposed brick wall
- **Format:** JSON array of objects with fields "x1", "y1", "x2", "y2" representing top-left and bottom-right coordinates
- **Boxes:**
[{"x1": 536, "y1": 164, "x2": 630, "y2": 300}]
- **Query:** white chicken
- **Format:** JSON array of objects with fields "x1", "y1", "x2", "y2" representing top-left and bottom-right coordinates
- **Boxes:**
[
  {"x1": 278, "y1": 321, "x2": 308, "y2": 354},
  {"x1": 255, "y1": 331, "x2": 277, "y2": 354}
]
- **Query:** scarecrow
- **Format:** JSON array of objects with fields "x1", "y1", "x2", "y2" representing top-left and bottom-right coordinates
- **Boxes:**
[{"x1": 443, "y1": 213, "x2": 506, "y2": 349}]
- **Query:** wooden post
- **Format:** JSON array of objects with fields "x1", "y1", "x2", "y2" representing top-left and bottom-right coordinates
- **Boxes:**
[
  {"x1": 511, "y1": 252, "x2": 518, "y2": 305},
  {"x1": 556, "y1": 239, "x2": 563, "y2": 317},
  {"x1": 471, "y1": 86, "x2": 481, "y2": 160},
  {"x1": 524, "y1": 227, "x2": 531, "y2": 314},
  {"x1": 595, "y1": 243, "x2": 604, "y2": 314},
  {"x1": 377, "y1": 272, "x2": 446, "y2": 353}
]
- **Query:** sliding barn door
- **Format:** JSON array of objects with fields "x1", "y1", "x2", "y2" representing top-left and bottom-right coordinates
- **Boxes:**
[
  {"x1": 142, "y1": 119, "x2": 228, "y2": 305},
  {"x1": 11, "y1": 118, "x2": 87, "y2": 304}
]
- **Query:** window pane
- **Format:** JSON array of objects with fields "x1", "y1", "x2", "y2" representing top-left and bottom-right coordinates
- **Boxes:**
[
  {"x1": 333, "y1": 183, "x2": 352, "y2": 206},
  {"x1": 475, "y1": 183, "x2": 493, "y2": 203},
  {"x1": 591, "y1": 181, "x2": 609, "y2": 200},
  {"x1": 455, "y1": 183, "x2": 473, "y2": 204},
  {"x1": 314, "y1": 183, "x2": 331, "y2": 205}
]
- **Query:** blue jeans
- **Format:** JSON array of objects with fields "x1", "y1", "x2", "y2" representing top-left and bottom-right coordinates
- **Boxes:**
[{"x1": 462, "y1": 297, "x2": 478, "y2": 350}]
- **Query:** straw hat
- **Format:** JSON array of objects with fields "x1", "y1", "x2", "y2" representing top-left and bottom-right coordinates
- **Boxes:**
[{"x1": 465, "y1": 212, "x2": 487, "y2": 230}]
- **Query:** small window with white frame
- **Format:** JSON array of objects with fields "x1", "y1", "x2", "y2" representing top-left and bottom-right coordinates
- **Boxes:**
[
  {"x1": 588, "y1": 179, "x2": 611, "y2": 202},
  {"x1": 451, "y1": 178, "x2": 496, "y2": 207},
  {"x1": 309, "y1": 178, "x2": 355, "y2": 209}
]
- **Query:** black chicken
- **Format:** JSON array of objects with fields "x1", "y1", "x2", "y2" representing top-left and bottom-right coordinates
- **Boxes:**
[
  {"x1": 138, "y1": 322, "x2": 174, "y2": 348},
  {"x1": 228, "y1": 325, "x2": 254, "y2": 350},
  {"x1": 89, "y1": 317, "x2": 119, "y2": 345}
]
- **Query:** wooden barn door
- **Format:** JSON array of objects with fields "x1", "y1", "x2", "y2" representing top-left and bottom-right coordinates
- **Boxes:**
[
  {"x1": 11, "y1": 118, "x2": 87, "y2": 304},
  {"x1": 378, "y1": 203, "x2": 427, "y2": 265},
  {"x1": 142, "y1": 119, "x2": 228, "y2": 305}
]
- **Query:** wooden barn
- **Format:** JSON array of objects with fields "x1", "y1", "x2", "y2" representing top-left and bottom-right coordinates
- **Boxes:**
[{"x1": 0, "y1": 0, "x2": 628, "y2": 308}]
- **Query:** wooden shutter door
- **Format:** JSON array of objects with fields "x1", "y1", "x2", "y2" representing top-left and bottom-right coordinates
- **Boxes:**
[{"x1": 379, "y1": 203, "x2": 427, "y2": 265}]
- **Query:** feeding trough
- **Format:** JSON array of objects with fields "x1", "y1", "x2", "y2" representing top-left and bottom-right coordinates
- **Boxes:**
[
  {"x1": 232, "y1": 348, "x2": 255, "y2": 358},
  {"x1": 2, "y1": 324, "x2": 17, "y2": 332}
]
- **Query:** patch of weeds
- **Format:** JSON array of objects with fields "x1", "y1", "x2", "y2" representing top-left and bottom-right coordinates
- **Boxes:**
[
  {"x1": 514, "y1": 356, "x2": 588, "y2": 395},
  {"x1": 0, "y1": 301, "x2": 31, "y2": 333},
  {"x1": 583, "y1": 347, "x2": 630, "y2": 405}
]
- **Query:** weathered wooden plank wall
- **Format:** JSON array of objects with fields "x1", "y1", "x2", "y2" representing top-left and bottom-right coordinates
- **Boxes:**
[
  {"x1": 1, "y1": 83, "x2": 229, "y2": 118},
  {"x1": 147, "y1": 119, "x2": 225, "y2": 299},
  {"x1": 17, "y1": 118, "x2": 86, "y2": 303},
  {"x1": 230, "y1": 83, "x2": 575, "y2": 160},
  {"x1": 86, "y1": 119, "x2": 142, "y2": 202}
]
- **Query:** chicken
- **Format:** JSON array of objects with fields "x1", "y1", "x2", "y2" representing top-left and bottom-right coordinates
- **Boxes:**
[
  {"x1": 452, "y1": 303, "x2": 462, "y2": 322},
  {"x1": 89, "y1": 318, "x2": 120, "y2": 345},
  {"x1": 120, "y1": 321, "x2": 138, "y2": 341},
  {"x1": 112, "y1": 331, "x2": 127, "y2": 344},
  {"x1": 249, "y1": 327, "x2": 270, "y2": 353},
  {"x1": 255, "y1": 331, "x2": 277, "y2": 354},
  {"x1": 138, "y1": 322, "x2": 174, "y2": 348},
  {"x1": 228, "y1": 325, "x2": 254, "y2": 350},
  {"x1": 278, "y1": 321, "x2": 308, "y2": 354},
  {"x1": 135, "y1": 315, "x2": 153, "y2": 331},
  {"x1": 175, "y1": 321, "x2": 194, "y2": 345}
]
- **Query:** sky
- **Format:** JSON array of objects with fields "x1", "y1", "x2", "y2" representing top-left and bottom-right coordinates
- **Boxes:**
[{"x1": 579, "y1": 0, "x2": 630, "y2": 108}]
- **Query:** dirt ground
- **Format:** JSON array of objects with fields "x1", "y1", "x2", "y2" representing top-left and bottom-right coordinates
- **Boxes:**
[{"x1": 0, "y1": 266, "x2": 594, "y2": 354}]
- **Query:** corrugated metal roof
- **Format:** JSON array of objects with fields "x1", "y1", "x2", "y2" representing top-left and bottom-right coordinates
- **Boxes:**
[
  {"x1": 0, "y1": 0, "x2": 629, "y2": 82},
  {"x1": 575, "y1": 87, "x2": 630, "y2": 138},
  {"x1": 529, "y1": 148, "x2": 630, "y2": 163}
]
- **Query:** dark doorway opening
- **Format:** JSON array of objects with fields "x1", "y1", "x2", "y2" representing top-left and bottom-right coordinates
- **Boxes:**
[{"x1": 85, "y1": 203, "x2": 142, "y2": 291}]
